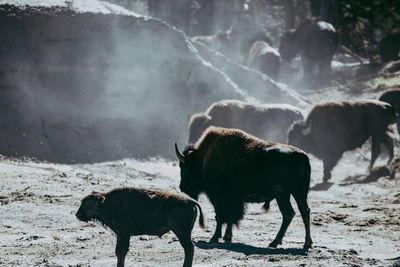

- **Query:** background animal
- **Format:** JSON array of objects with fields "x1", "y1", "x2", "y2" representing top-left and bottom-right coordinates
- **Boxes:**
[
  {"x1": 279, "y1": 18, "x2": 339, "y2": 79},
  {"x1": 288, "y1": 100, "x2": 395, "y2": 182},
  {"x1": 175, "y1": 127, "x2": 312, "y2": 249},
  {"x1": 76, "y1": 187, "x2": 205, "y2": 267},
  {"x1": 379, "y1": 33, "x2": 400, "y2": 62},
  {"x1": 188, "y1": 100, "x2": 303, "y2": 144},
  {"x1": 246, "y1": 41, "x2": 281, "y2": 79},
  {"x1": 379, "y1": 87, "x2": 400, "y2": 135}
]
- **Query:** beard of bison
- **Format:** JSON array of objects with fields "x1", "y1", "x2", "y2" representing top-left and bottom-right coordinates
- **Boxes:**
[{"x1": 176, "y1": 144, "x2": 246, "y2": 243}]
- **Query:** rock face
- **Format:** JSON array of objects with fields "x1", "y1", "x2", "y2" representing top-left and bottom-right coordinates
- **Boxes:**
[{"x1": 0, "y1": 4, "x2": 304, "y2": 163}]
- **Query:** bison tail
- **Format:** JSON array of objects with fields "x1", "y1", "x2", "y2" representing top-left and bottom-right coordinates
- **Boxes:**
[{"x1": 193, "y1": 201, "x2": 206, "y2": 230}]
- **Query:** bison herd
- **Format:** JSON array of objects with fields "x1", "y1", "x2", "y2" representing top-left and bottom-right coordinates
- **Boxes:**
[
  {"x1": 74, "y1": 17, "x2": 400, "y2": 267},
  {"x1": 76, "y1": 88, "x2": 399, "y2": 267}
]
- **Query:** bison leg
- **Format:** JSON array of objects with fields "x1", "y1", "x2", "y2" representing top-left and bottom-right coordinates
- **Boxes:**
[
  {"x1": 116, "y1": 234, "x2": 131, "y2": 267},
  {"x1": 269, "y1": 194, "x2": 295, "y2": 248},
  {"x1": 175, "y1": 233, "x2": 194, "y2": 267},
  {"x1": 322, "y1": 154, "x2": 341, "y2": 182},
  {"x1": 382, "y1": 133, "x2": 394, "y2": 164},
  {"x1": 209, "y1": 218, "x2": 222, "y2": 243},
  {"x1": 318, "y1": 56, "x2": 332, "y2": 79},
  {"x1": 293, "y1": 192, "x2": 313, "y2": 249},
  {"x1": 223, "y1": 223, "x2": 232, "y2": 243},
  {"x1": 302, "y1": 57, "x2": 314, "y2": 79},
  {"x1": 370, "y1": 136, "x2": 382, "y2": 171}
]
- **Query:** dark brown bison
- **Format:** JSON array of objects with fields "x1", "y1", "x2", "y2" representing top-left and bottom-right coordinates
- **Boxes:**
[
  {"x1": 379, "y1": 34, "x2": 400, "y2": 62},
  {"x1": 288, "y1": 101, "x2": 396, "y2": 182},
  {"x1": 175, "y1": 127, "x2": 312, "y2": 249},
  {"x1": 379, "y1": 88, "x2": 400, "y2": 135},
  {"x1": 188, "y1": 100, "x2": 303, "y2": 144},
  {"x1": 246, "y1": 41, "x2": 281, "y2": 79},
  {"x1": 279, "y1": 19, "x2": 339, "y2": 78},
  {"x1": 76, "y1": 187, "x2": 205, "y2": 267}
]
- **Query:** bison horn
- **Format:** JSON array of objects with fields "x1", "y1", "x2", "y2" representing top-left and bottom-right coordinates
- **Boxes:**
[
  {"x1": 302, "y1": 120, "x2": 312, "y2": 135},
  {"x1": 175, "y1": 143, "x2": 185, "y2": 163}
]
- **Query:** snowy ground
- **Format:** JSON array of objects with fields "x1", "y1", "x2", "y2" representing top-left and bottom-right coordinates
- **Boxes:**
[{"x1": 0, "y1": 149, "x2": 399, "y2": 267}]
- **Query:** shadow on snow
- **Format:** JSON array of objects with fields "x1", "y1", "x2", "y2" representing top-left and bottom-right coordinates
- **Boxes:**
[{"x1": 194, "y1": 241, "x2": 309, "y2": 256}]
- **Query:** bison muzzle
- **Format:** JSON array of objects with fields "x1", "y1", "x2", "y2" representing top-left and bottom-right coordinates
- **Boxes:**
[{"x1": 76, "y1": 187, "x2": 205, "y2": 267}]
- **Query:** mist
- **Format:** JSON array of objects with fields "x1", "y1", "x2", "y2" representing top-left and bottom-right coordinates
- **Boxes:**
[{"x1": 0, "y1": 2, "x2": 308, "y2": 163}]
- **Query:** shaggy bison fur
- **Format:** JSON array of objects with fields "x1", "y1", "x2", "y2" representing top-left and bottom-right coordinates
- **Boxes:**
[
  {"x1": 188, "y1": 100, "x2": 303, "y2": 144},
  {"x1": 175, "y1": 127, "x2": 313, "y2": 249},
  {"x1": 288, "y1": 100, "x2": 396, "y2": 182},
  {"x1": 76, "y1": 187, "x2": 205, "y2": 267}
]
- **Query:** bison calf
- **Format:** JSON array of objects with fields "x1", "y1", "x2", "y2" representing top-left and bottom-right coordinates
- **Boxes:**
[
  {"x1": 288, "y1": 100, "x2": 395, "y2": 182},
  {"x1": 76, "y1": 187, "x2": 205, "y2": 267},
  {"x1": 176, "y1": 127, "x2": 312, "y2": 249},
  {"x1": 188, "y1": 100, "x2": 303, "y2": 144}
]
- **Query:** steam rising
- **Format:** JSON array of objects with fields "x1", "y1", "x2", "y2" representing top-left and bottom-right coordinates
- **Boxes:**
[{"x1": 0, "y1": 3, "x2": 307, "y2": 163}]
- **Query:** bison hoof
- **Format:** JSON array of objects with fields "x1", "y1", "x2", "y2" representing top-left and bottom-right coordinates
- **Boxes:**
[
  {"x1": 268, "y1": 240, "x2": 281, "y2": 248},
  {"x1": 303, "y1": 241, "x2": 313, "y2": 249}
]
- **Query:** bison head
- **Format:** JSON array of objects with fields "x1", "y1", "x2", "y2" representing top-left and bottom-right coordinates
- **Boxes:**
[
  {"x1": 279, "y1": 30, "x2": 297, "y2": 63},
  {"x1": 287, "y1": 120, "x2": 312, "y2": 151},
  {"x1": 188, "y1": 113, "x2": 211, "y2": 144},
  {"x1": 76, "y1": 192, "x2": 105, "y2": 222},
  {"x1": 175, "y1": 143, "x2": 203, "y2": 200}
]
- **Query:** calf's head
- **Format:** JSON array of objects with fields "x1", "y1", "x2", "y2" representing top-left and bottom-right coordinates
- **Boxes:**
[
  {"x1": 175, "y1": 143, "x2": 203, "y2": 200},
  {"x1": 76, "y1": 192, "x2": 105, "y2": 222}
]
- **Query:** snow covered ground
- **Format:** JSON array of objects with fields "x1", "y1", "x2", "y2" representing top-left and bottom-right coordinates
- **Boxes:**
[{"x1": 0, "y1": 152, "x2": 399, "y2": 266}]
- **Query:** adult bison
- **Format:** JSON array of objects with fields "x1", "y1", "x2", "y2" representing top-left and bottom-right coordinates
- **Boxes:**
[
  {"x1": 175, "y1": 127, "x2": 313, "y2": 249},
  {"x1": 246, "y1": 41, "x2": 281, "y2": 79},
  {"x1": 288, "y1": 101, "x2": 395, "y2": 182},
  {"x1": 76, "y1": 187, "x2": 205, "y2": 267},
  {"x1": 188, "y1": 100, "x2": 303, "y2": 144},
  {"x1": 279, "y1": 18, "x2": 339, "y2": 79}
]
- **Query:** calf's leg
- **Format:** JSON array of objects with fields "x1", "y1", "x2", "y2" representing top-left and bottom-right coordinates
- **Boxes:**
[
  {"x1": 116, "y1": 234, "x2": 130, "y2": 267},
  {"x1": 293, "y1": 192, "x2": 313, "y2": 249},
  {"x1": 269, "y1": 194, "x2": 295, "y2": 248},
  {"x1": 175, "y1": 233, "x2": 194, "y2": 267}
]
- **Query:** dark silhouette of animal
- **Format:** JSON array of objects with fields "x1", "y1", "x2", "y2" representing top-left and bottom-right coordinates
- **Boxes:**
[
  {"x1": 175, "y1": 127, "x2": 312, "y2": 249},
  {"x1": 379, "y1": 87, "x2": 400, "y2": 135},
  {"x1": 279, "y1": 19, "x2": 339, "y2": 78},
  {"x1": 76, "y1": 187, "x2": 205, "y2": 267},
  {"x1": 246, "y1": 41, "x2": 281, "y2": 79},
  {"x1": 379, "y1": 34, "x2": 400, "y2": 62},
  {"x1": 188, "y1": 100, "x2": 303, "y2": 144},
  {"x1": 288, "y1": 101, "x2": 395, "y2": 182}
]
